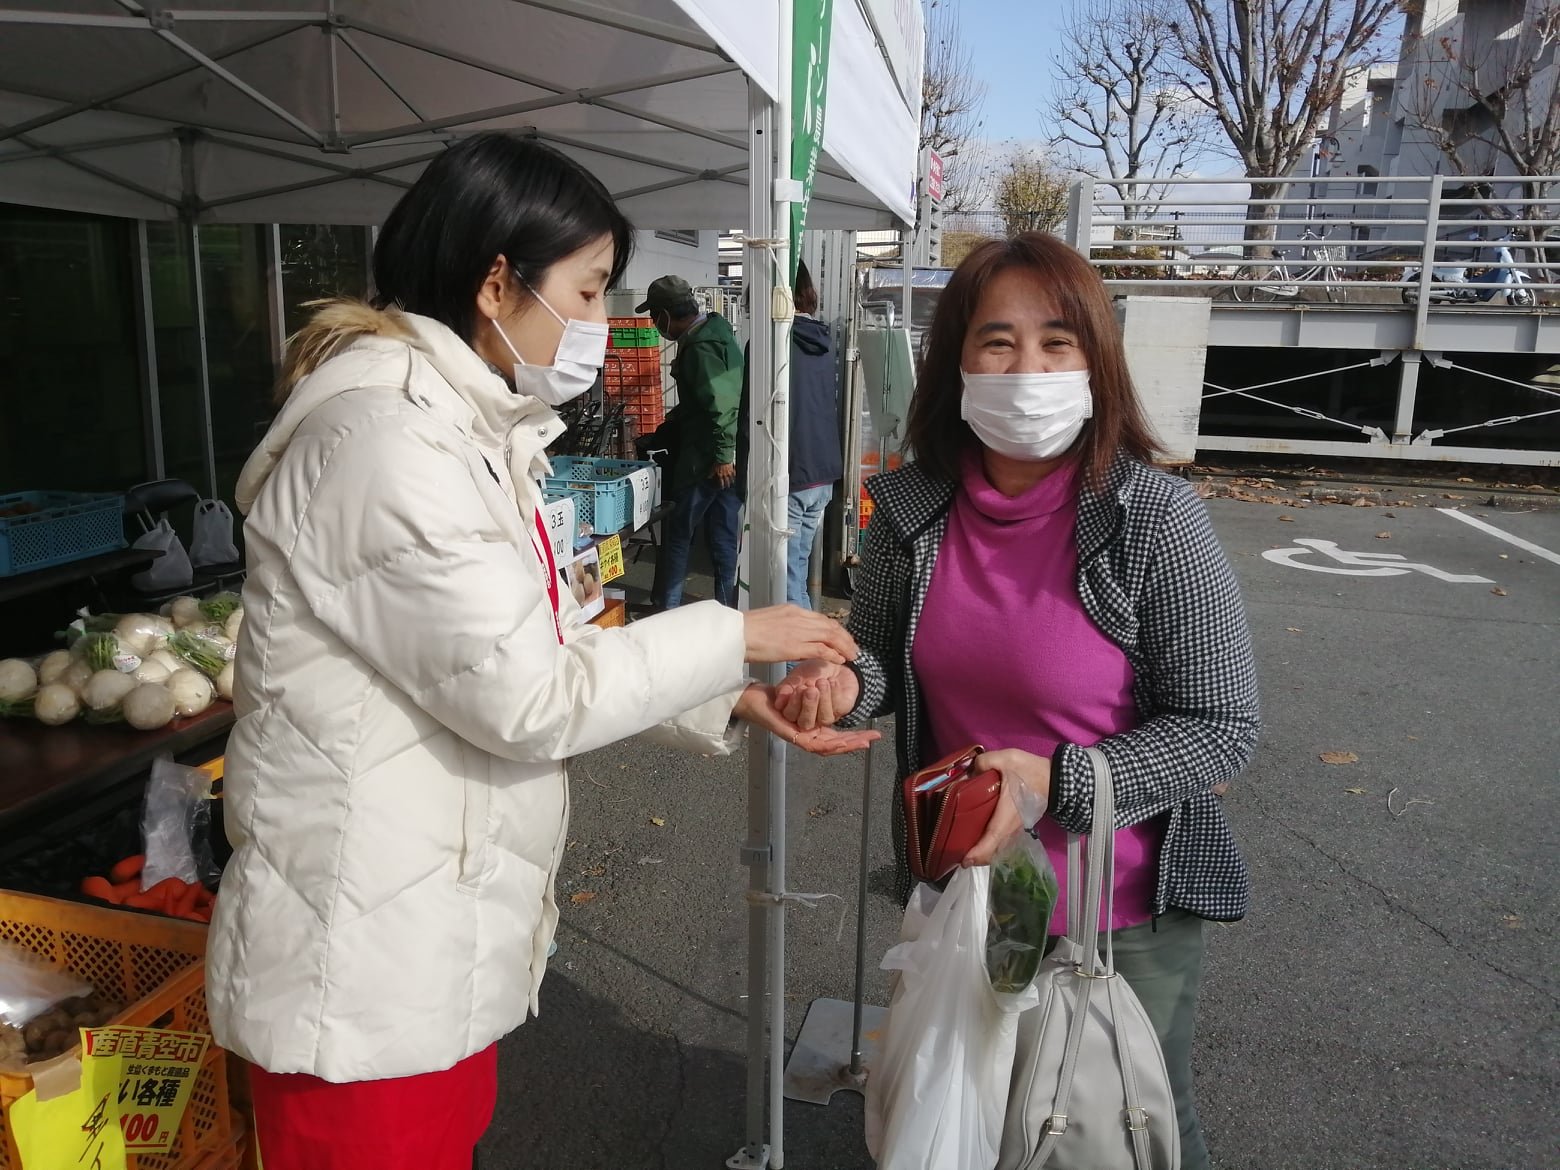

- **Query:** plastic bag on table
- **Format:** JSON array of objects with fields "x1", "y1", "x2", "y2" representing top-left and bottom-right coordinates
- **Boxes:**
[
  {"x1": 0, "y1": 940, "x2": 93, "y2": 1029},
  {"x1": 141, "y1": 755, "x2": 219, "y2": 891},
  {"x1": 986, "y1": 777, "x2": 1059, "y2": 995},
  {"x1": 865, "y1": 866, "x2": 1039, "y2": 1170},
  {"x1": 130, "y1": 519, "x2": 194, "y2": 592},
  {"x1": 190, "y1": 499, "x2": 240, "y2": 568}
]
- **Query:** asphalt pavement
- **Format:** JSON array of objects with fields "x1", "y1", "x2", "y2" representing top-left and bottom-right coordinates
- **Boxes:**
[{"x1": 481, "y1": 494, "x2": 1558, "y2": 1170}]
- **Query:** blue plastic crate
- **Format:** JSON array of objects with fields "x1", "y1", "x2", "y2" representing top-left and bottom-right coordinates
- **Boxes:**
[
  {"x1": 0, "y1": 491, "x2": 126, "y2": 577},
  {"x1": 542, "y1": 458, "x2": 658, "y2": 535}
]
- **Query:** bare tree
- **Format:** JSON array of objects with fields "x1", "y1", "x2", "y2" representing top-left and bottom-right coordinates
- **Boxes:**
[
  {"x1": 1168, "y1": 0, "x2": 1402, "y2": 248},
  {"x1": 921, "y1": 0, "x2": 989, "y2": 213},
  {"x1": 993, "y1": 149, "x2": 1072, "y2": 237},
  {"x1": 1049, "y1": 0, "x2": 1213, "y2": 231},
  {"x1": 1400, "y1": 2, "x2": 1560, "y2": 208}
]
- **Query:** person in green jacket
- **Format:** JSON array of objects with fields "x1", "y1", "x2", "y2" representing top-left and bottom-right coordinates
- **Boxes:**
[{"x1": 643, "y1": 275, "x2": 744, "y2": 610}]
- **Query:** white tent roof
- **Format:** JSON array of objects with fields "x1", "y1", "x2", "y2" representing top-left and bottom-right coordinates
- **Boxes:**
[{"x1": 0, "y1": 0, "x2": 920, "y2": 229}]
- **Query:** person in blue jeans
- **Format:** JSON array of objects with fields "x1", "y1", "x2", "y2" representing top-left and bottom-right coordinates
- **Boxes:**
[
  {"x1": 645, "y1": 275, "x2": 744, "y2": 610},
  {"x1": 784, "y1": 263, "x2": 844, "y2": 607}
]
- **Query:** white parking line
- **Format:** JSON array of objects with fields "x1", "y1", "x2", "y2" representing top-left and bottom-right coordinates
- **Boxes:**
[{"x1": 1436, "y1": 508, "x2": 1560, "y2": 566}]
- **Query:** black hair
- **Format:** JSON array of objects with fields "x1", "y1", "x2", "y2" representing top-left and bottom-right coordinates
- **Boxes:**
[{"x1": 372, "y1": 133, "x2": 634, "y2": 342}]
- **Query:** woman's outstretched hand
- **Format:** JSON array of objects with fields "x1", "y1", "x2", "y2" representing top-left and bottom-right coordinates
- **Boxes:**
[
  {"x1": 733, "y1": 684, "x2": 881, "y2": 756},
  {"x1": 742, "y1": 606, "x2": 857, "y2": 666},
  {"x1": 775, "y1": 660, "x2": 861, "y2": 730}
]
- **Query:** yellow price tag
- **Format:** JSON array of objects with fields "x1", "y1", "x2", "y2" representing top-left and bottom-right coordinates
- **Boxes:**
[
  {"x1": 597, "y1": 535, "x2": 625, "y2": 584},
  {"x1": 10, "y1": 1036, "x2": 126, "y2": 1170}
]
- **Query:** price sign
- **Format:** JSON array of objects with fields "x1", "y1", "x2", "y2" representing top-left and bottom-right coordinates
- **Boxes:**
[
  {"x1": 9, "y1": 1041, "x2": 126, "y2": 1170},
  {"x1": 89, "y1": 1027, "x2": 209, "y2": 1152},
  {"x1": 628, "y1": 468, "x2": 657, "y2": 531},
  {"x1": 597, "y1": 535, "x2": 624, "y2": 584}
]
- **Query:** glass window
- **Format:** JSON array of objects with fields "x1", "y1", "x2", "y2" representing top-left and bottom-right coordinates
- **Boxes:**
[{"x1": 279, "y1": 224, "x2": 371, "y2": 336}]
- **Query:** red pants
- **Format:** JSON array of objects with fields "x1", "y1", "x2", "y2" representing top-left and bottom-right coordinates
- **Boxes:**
[{"x1": 249, "y1": 1045, "x2": 498, "y2": 1170}]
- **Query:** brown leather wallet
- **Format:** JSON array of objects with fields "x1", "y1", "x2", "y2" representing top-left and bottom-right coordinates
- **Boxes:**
[{"x1": 902, "y1": 744, "x2": 1002, "y2": 883}]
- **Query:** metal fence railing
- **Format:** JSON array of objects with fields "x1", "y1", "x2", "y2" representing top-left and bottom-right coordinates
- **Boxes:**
[{"x1": 1050, "y1": 175, "x2": 1560, "y2": 314}]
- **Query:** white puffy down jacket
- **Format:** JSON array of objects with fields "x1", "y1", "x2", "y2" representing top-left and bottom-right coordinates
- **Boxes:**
[{"x1": 207, "y1": 305, "x2": 747, "y2": 1082}]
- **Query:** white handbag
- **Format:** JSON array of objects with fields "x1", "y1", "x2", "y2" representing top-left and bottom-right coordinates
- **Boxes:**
[
  {"x1": 997, "y1": 747, "x2": 1180, "y2": 1170},
  {"x1": 189, "y1": 498, "x2": 240, "y2": 568}
]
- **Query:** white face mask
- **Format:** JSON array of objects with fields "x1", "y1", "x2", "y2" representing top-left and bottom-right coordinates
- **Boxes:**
[
  {"x1": 960, "y1": 368, "x2": 1093, "y2": 462},
  {"x1": 490, "y1": 284, "x2": 608, "y2": 406}
]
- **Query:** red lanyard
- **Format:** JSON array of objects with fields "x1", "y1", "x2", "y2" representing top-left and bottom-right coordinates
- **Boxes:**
[{"x1": 531, "y1": 509, "x2": 564, "y2": 645}]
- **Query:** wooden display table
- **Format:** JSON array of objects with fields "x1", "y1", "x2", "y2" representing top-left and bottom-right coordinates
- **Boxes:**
[{"x1": 0, "y1": 702, "x2": 234, "y2": 837}]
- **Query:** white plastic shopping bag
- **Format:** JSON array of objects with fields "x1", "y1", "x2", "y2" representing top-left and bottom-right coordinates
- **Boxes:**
[
  {"x1": 866, "y1": 866, "x2": 1039, "y2": 1170},
  {"x1": 189, "y1": 498, "x2": 240, "y2": 567}
]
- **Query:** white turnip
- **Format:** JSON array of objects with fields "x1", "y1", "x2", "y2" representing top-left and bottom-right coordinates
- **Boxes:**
[
  {"x1": 0, "y1": 659, "x2": 38, "y2": 703},
  {"x1": 122, "y1": 684, "x2": 176, "y2": 731},
  {"x1": 34, "y1": 684, "x2": 81, "y2": 726},
  {"x1": 164, "y1": 669, "x2": 214, "y2": 717}
]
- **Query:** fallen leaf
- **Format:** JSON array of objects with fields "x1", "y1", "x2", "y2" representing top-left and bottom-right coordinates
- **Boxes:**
[
  {"x1": 807, "y1": 806, "x2": 829, "y2": 818},
  {"x1": 1211, "y1": 781, "x2": 1230, "y2": 797},
  {"x1": 581, "y1": 865, "x2": 606, "y2": 878},
  {"x1": 1278, "y1": 514, "x2": 1295, "y2": 522},
  {"x1": 637, "y1": 857, "x2": 664, "y2": 865},
  {"x1": 1351, "y1": 498, "x2": 1373, "y2": 507},
  {"x1": 570, "y1": 891, "x2": 597, "y2": 905},
  {"x1": 1285, "y1": 626, "x2": 1303, "y2": 633},
  {"x1": 1499, "y1": 553, "x2": 1509, "y2": 559},
  {"x1": 1343, "y1": 786, "x2": 1368, "y2": 796},
  {"x1": 649, "y1": 816, "x2": 667, "y2": 827},
  {"x1": 1443, "y1": 493, "x2": 1463, "y2": 500},
  {"x1": 1375, "y1": 531, "x2": 1392, "y2": 540},
  {"x1": 1456, "y1": 477, "x2": 1475, "y2": 483},
  {"x1": 1384, "y1": 511, "x2": 1397, "y2": 518},
  {"x1": 1321, "y1": 751, "x2": 1360, "y2": 765},
  {"x1": 1491, "y1": 586, "x2": 1508, "y2": 596},
  {"x1": 1502, "y1": 914, "x2": 1522, "y2": 930}
]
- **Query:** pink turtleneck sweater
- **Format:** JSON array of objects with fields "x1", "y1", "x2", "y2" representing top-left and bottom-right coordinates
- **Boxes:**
[{"x1": 912, "y1": 452, "x2": 1164, "y2": 933}]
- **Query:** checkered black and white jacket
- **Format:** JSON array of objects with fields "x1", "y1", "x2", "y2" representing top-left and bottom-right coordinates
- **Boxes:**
[{"x1": 840, "y1": 454, "x2": 1260, "y2": 920}]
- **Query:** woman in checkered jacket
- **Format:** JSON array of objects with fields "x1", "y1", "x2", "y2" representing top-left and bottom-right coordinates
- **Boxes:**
[{"x1": 777, "y1": 231, "x2": 1259, "y2": 1170}]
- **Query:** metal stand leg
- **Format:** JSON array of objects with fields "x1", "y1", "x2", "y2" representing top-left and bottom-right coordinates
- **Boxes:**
[{"x1": 782, "y1": 724, "x2": 888, "y2": 1104}]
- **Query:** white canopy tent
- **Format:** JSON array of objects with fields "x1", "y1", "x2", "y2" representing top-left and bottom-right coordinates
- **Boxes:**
[
  {"x1": 0, "y1": 0, "x2": 916, "y2": 230},
  {"x1": 0, "y1": 3, "x2": 922, "y2": 1166}
]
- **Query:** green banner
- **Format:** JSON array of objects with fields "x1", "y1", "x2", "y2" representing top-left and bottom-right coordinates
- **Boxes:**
[{"x1": 789, "y1": 0, "x2": 832, "y2": 284}]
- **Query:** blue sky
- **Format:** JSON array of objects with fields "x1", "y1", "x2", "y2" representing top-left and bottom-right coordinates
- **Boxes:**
[{"x1": 958, "y1": 0, "x2": 1072, "y2": 147}]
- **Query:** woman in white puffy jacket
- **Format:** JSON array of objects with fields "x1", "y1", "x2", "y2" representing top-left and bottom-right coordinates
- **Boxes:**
[{"x1": 207, "y1": 133, "x2": 875, "y2": 1170}]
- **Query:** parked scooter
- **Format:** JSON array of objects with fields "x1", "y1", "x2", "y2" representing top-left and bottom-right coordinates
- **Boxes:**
[{"x1": 1402, "y1": 230, "x2": 1536, "y2": 307}]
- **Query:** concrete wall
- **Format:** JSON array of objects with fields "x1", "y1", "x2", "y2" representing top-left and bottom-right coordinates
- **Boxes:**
[{"x1": 1118, "y1": 296, "x2": 1211, "y2": 465}]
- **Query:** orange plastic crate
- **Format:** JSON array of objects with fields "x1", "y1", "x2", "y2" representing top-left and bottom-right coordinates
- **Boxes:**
[{"x1": 0, "y1": 891, "x2": 232, "y2": 1170}]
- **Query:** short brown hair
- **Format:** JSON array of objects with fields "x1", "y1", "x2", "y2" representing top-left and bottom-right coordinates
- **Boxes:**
[
  {"x1": 903, "y1": 232, "x2": 1162, "y2": 485},
  {"x1": 794, "y1": 260, "x2": 819, "y2": 315}
]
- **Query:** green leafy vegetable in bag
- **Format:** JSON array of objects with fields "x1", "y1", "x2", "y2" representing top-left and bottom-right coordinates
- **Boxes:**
[
  {"x1": 167, "y1": 629, "x2": 230, "y2": 679},
  {"x1": 986, "y1": 845, "x2": 1058, "y2": 994},
  {"x1": 199, "y1": 592, "x2": 243, "y2": 624}
]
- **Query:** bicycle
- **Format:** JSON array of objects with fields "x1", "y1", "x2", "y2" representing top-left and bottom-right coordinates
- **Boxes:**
[{"x1": 1219, "y1": 227, "x2": 1350, "y2": 303}]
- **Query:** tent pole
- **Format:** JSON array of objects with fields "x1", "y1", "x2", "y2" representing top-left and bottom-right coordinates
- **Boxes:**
[
  {"x1": 265, "y1": 224, "x2": 287, "y2": 380},
  {"x1": 132, "y1": 220, "x2": 165, "y2": 480},
  {"x1": 187, "y1": 218, "x2": 218, "y2": 499},
  {"x1": 767, "y1": 3, "x2": 795, "y2": 1165},
  {"x1": 732, "y1": 74, "x2": 777, "y2": 1170}
]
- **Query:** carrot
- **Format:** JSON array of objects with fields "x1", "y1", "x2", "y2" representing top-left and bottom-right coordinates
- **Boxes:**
[
  {"x1": 111, "y1": 878, "x2": 140, "y2": 901},
  {"x1": 109, "y1": 855, "x2": 145, "y2": 884},
  {"x1": 194, "y1": 886, "x2": 215, "y2": 909},
  {"x1": 172, "y1": 883, "x2": 201, "y2": 918},
  {"x1": 189, "y1": 906, "x2": 212, "y2": 924},
  {"x1": 124, "y1": 892, "x2": 160, "y2": 910},
  {"x1": 80, "y1": 876, "x2": 117, "y2": 903},
  {"x1": 142, "y1": 877, "x2": 184, "y2": 904}
]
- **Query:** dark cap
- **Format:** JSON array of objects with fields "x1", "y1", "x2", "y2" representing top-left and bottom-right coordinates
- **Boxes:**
[{"x1": 635, "y1": 274, "x2": 695, "y2": 316}]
